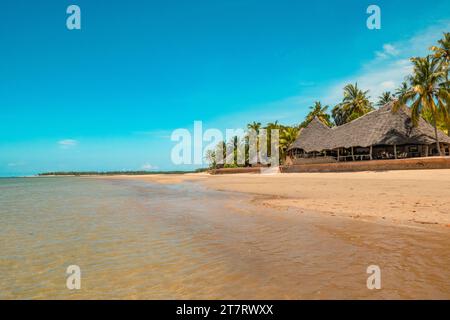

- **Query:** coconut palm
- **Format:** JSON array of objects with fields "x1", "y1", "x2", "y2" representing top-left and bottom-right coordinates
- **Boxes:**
[
  {"x1": 331, "y1": 83, "x2": 373, "y2": 125},
  {"x1": 430, "y1": 32, "x2": 450, "y2": 80},
  {"x1": 430, "y1": 32, "x2": 450, "y2": 135},
  {"x1": 341, "y1": 83, "x2": 374, "y2": 120},
  {"x1": 395, "y1": 81, "x2": 410, "y2": 99},
  {"x1": 279, "y1": 126, "x2": 299, "y2": 162},
  {"x1": 331, "y1": 103, "x2": 347, "y2": 126},
  {"x1": 377, "y1": 91, "x2": 394, "y2": 107},
  {"x1": 225, "y1": 135, "x2": 246, "y2": 166},
  {"x1": 301, "y1": 101, "x2": 332, "y2": 127},
  {"x1": 393, "y1": 55, "x2": 450, "y2": 155},
  {"x1": 246, "y1": 121, "x2": 261, "y2": 134},
  {"x1": 246, "y1": 121, "x2": 262, "y2": 164}
]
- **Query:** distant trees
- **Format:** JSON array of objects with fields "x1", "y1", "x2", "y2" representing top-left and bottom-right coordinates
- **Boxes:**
[{"x1": 377, "y1": 91, "x2": 395, "y2": 107}]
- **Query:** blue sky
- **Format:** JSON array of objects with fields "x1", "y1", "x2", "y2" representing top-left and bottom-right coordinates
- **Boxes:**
[{"x1": 1, "y1": 0, "x2": 449, "y2": 176}]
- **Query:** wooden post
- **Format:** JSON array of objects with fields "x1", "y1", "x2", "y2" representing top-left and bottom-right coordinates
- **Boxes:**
[
  {"x1": 369, "y1": 145, "x2": 373, "y2": 160},
  {"x1": 394, "y1": 144, "x2": 397, "y2": 159},
  {"x1": 351, "y1": 147, "x2": 355, "y2": 161},
  {"x1": 424, "y1": 145, "x2": 429, "y2": 157},
  {"x1": 337, "y1": 149, "x2": 340, "y2": 162}
]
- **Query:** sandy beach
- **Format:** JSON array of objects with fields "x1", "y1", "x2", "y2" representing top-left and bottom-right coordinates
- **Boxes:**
[{"x1": 103, "y1": 169, "x2": 450, "y2": 227}]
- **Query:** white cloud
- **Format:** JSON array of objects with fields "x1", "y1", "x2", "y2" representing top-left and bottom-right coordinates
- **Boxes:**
[
  {"x1": 7, "y1": 161, "x2": 25, "y2": 167},
  {"x1": 195, "y1": 21, "x2": 450, "y2": 127},
  {"x1": 380, "y1": 81, "x2": 396, "y2": 90},
  {"x1": 58, "y1": 139, "x2": 78, "y2": 149},
  {"x1": 141, "y1": 163, "x2": 159, "y2": 170},
  {"x1": 376, "y1": 44, "x2": 400, "y2": 59},
  {"x1": 324, "y1": 21, "x2": 450, "y2": 103}
]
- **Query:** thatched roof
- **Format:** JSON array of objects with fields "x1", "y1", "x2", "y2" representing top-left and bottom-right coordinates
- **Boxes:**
[
  {"x1": 289, "y1": 103, "x2": 450, "y2": 152},
  {"x1": 289, "y1": 117, "x2": 331, "y2": 152}
]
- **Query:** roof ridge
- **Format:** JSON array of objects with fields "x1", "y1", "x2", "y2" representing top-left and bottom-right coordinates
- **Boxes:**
[{"x1": 331, "y1": 105, "x2": 386, "y2": 131}]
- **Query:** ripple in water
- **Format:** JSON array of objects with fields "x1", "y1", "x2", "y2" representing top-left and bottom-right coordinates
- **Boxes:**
[{"x1": 0, "y1": 177, "x2": 449, "y2": 299}]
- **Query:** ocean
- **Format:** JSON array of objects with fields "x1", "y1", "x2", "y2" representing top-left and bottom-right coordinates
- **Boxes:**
[{"x1": 0, "y1": 177, "x2": 449, "y2": 299}]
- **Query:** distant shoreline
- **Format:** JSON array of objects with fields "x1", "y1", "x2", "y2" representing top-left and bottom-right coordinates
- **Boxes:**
[{"x1": 36, "y1": 170, "x2": 207, "y2": 177}]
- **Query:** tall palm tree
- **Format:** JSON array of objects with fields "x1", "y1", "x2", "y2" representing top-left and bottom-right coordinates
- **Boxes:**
[
  {"x1": 430, "y1": 32, "x2": 450, "y2": 81},
  {"x1": 302, "y1": 101, "x2": 332, "y2": 127},
  {"x1": 265, "y1": 120, "x2": 280, "y2": 129},
  {"x1": 225, "y1": 135, "x2": 245, "y2": 166},
  {"x1": 377, "y1": 91, "x2": 394, "y2": 107},
  {"x1": 341, "y1": 83, "x2": 374, "y2": 120},
  {"x1": 393, "y1": 56, "x2": 449, "y2": 155},
  {"x1": 247, "y1": 121, "x2": 261, "y2": 134},
  {"x1": 332, "y1": 83, "x2": 373, "y2": 125},
  {"x1": 264, "y1": 121, "x2": 282, "y2": 158},
  {"x1": 430, "y1": 32, "x2": 450, "y2": 136},
  {"x1": 246, "y1": 121, "x2": 262, "y2": 164},
  {"x1": 279, "y1": 127, "x2": 299, "y2": 163},
  {"x1": 395, "y1": 81, "x2": 410, "y2": 99}
]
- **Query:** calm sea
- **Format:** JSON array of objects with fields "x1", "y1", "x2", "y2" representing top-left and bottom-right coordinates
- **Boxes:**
[{"x1": 0, "y1": 177, "x2": 449, "y2": 299}]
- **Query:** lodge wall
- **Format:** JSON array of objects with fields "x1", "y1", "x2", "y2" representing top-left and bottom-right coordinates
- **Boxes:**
[{"x1": 280, "y1": 156, "x2": 450, "y2": 173}]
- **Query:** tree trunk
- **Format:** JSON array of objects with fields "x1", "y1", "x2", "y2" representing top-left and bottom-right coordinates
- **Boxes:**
[{"x1": 434, "y1": 119, "x2": 443, "y2": 156}]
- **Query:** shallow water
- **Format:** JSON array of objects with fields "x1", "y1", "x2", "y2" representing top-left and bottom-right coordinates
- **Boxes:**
[{"x1": 0, "y1": 177, "x2": 449, "y2": 299}]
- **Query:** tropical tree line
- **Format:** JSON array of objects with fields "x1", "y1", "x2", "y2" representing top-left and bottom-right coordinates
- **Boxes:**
[{"x1": 205, "y1": 32, "x2": 450, "y2": 168}]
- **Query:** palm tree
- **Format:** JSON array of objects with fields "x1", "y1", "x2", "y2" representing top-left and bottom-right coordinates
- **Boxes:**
[
  {"x1": 247, "y1": 121, "x2": 261, "y2": 134},
  {"x1": 279, "y1": 127, "x2": 299, "y2": 163},
  {"x1": 395, "y1": 81, "x2": 410, "y2": 99},
  {"x1": 331, "y1": 83, "x2": 373, "y2": 125},
  {"x1": 430, "y1": 32, "x2": 450, "y2": 136},
  {"x1": 264, "y1": 121, "x2": 282, "y2": 158},
  {"x1": 301, "y1": 101, "x2": 332, "y2": 127},
  {"x1": 331, "y1": 103, "x2": 347, "y2": 126},
  {"x1": 377, "y1": 91, "x2": 394, "y2": 107},
  {"x1": 225, "y1": 136, "x2": 245, "y2": 167},
  {"x1": 430, "y1": 32, "x2": 450, "y2": 81},
  {"x1": 341, "y1": 83, "x2": 374, "y2": 120},
  {"x1": 246, "y1": 121, "x2": 262, "y2": 164},
  {"x1": 204, "y1": 149, "x2": 216, "y2": 169},
  {"x1": 393, "y1": 55, "x2": 449, "y2": 155}
]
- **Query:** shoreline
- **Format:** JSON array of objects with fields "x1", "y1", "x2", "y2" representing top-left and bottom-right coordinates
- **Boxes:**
[{"x1": 96, "y1": 169, "x2": 450, "y2": 228}]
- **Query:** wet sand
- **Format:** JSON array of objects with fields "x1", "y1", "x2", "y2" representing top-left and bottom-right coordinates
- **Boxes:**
[
  {"x1": 112, "y1": 169, "x2": 450, "y2": 227},
  {"x1": 1, "y1": 176, "x2": 449, "y2": 299}
]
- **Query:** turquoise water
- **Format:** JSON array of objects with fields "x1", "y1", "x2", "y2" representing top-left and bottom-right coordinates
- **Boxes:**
[{"x1": 1, "y1": 177, "x2": 449, "y2": 299}]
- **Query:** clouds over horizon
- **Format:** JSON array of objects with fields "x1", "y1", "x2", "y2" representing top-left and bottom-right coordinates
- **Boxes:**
[
  {"x1": 211, "y1": 20, "x2": 450, "y2": 129},
  {"x1": 58, "y1": 139, "x2": 78, "y2": 149},
  {"x1": 324, "y1": 20, "x2": 450, "y2": 105}
]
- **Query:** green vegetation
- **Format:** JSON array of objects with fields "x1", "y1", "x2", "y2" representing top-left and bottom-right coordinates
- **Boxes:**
[
  {"x1": 377, "y1": 91, "x2": 395, "y2": 107},
  {"x1": 332, "y1": 83, "x2": 374, "y2": 126},
  {"x1": 300, "y1": 101, "x2": 332, "y2": 128},
  {"x1": 204, "y1": 32, "x2": 450, "y2": 169}
]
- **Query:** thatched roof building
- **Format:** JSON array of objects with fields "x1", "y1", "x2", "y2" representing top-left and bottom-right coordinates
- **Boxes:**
[{"x1": 287, "y1": 103, "x2": 450, "y2": 163}]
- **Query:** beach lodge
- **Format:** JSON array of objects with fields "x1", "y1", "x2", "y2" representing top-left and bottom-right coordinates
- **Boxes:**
[{"x1": 286, "y1": 103, "x2": 450, "y2": 166}]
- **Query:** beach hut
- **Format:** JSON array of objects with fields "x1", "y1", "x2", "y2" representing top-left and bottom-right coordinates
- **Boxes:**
[{"x1": 286, "y1": 103, "x2": 450, "y2": 164}]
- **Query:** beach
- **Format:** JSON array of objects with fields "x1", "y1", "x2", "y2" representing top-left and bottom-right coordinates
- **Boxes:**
[
  {"x1": 1, "y1": 174, "x2": 450, "y2": 299},
  {"x1": 107, "y1": 169, "x2": 450, "y2": 227}
]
